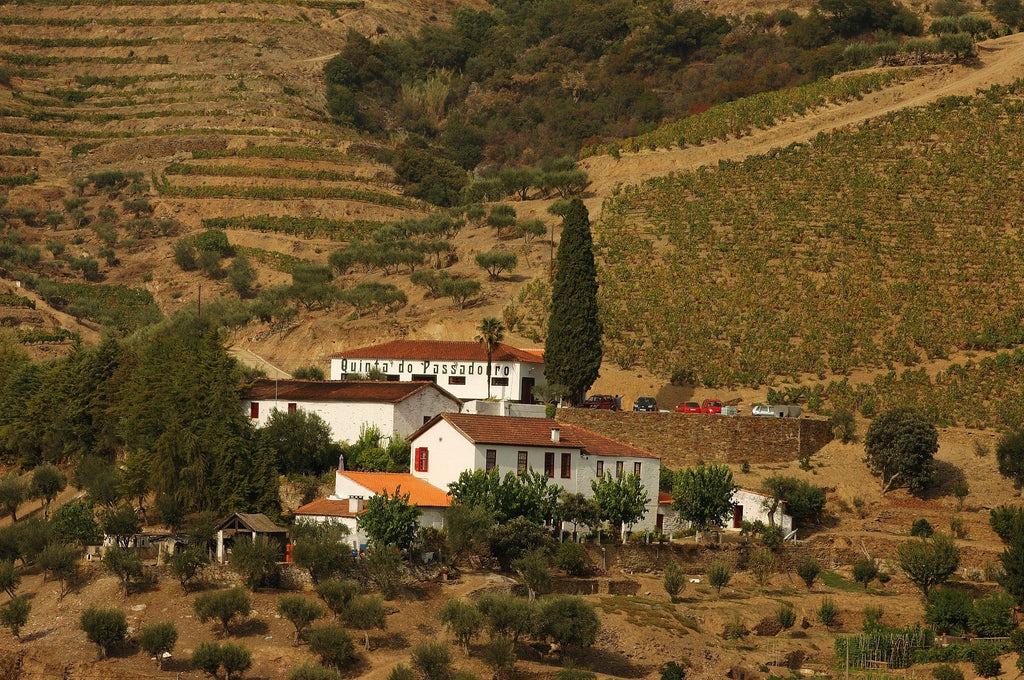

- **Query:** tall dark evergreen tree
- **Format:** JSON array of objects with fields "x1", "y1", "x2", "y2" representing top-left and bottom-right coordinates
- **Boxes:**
[
  {"x1": 117, "y1": 314, "x2": 279, "y2": 516},
  {"x1": 544, "y1": 199, "x2": 602, "y2": 405}
]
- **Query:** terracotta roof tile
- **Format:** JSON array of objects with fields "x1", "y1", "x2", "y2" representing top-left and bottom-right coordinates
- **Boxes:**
[
  {"x1": 658, "y1": 491, "x2": 673, "y2": 505},
  {"x1": 330, "y1": 340, "x2": 544, "y2": 364},
  {"x1": 294, "y1": 497, "x2": 357, "y2": 518},
  {"x1": 242, "y1": 378, "x2": 461, "y2": 405},
  {"x1": 338, "y1": 471, "x2": 452, "y2": 507},
  {"x1": 416, "y1": 413, "x2": 659, "y2": 460}
]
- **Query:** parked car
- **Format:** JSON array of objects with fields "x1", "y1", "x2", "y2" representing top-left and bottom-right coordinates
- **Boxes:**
[
  {"x1": 752, "y1": 404, "x2": 802, "y2": 418},
  {"x1": 633, "y1": 396, "x2": 657, "y2": 412},
  {"x1": 583, "y1": 394, "x2": 620, "y2": 410},
  {"x1": 675, "y1": 401, "x2": 702, "y2": 414},
  {"x1": 701, "y1": 398, "x2": 724, "y2": 414}
]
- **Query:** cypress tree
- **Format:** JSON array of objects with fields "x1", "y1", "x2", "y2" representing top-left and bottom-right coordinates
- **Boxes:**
[{"x1": 545, "y1": 199, "x2": 602, "y2": 405}]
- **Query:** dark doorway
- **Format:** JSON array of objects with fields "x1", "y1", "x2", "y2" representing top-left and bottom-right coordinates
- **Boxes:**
[{"x1": 521, "y1": 377, "x2": 535, "y2": 403}]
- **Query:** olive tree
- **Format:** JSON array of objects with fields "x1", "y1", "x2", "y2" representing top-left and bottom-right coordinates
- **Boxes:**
[{"x1": 863, "y1": 407, "x2": 938, "y2": 494}]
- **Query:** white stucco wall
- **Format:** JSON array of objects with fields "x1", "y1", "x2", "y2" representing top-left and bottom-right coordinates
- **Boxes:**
[
  {"x1": 330, "y1": 356, "x2": 546, "y2": 402},
  {"x1": 244, "y1": 391, "x2": 459, "y2": 444},
  {"x1": 657, "y1": 489, "x2": 794, "y2": 537},
  {"x1": 296, "y1": 475, "x2": 446, "y2": 550},
  {"x1": 409, "y1": 421, "x2": 662, "y2": 531},
  {"x1": 394, "y1": 388, "x2": 461, "y2": 437},
  {"x1": 732, "y1": 489, "x2": 794, "y2": 534}
]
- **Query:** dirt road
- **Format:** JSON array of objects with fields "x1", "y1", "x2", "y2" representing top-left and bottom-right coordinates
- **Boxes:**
[{"x1": 580, "y1": 32, "x2": 1024, "y2": 206}]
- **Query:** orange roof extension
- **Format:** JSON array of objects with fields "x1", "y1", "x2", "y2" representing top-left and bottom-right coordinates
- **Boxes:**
[
  {"x1": 293, "y1": 497, "x2": 358, "y2": 518},
  {"x1": 242, "y1": 378, "x2": 461, "y2": 405},
  {"x1": 331, "y1": 340, "x2": 544, "y2": 364},
  {"x1": 414, "y1": 413, "x2": 659, "y2": 460},
  {"x1": 339, "y1": 471, "x2": 452, "y2": 507}
]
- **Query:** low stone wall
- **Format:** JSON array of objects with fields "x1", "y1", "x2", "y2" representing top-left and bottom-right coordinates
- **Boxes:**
[{"x1": 556, "y1": 410, "x2": 833, "y2": 467}]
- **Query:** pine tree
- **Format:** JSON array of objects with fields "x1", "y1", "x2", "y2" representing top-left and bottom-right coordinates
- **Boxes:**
[{"x1": 544, "y1": 199, "x2": 602, "y2": 405}]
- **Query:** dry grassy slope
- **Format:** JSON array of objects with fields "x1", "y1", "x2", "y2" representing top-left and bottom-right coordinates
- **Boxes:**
[{"x1": 0, "y1": 426, "x2": 1016, "y2": 680}]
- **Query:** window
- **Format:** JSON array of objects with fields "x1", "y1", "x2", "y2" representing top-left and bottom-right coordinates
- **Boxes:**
[
  {"x1": 615, "y1": 461, "x2": 624, "y2": 479},
  {"x1": 414, "y1": 447, "x2": 429, "y2": 472},
  {"x1": 544, "y1": 452, "x2": 555, "y2": 478},
  {"x1": 448, "y1": 376, "x2": 466, "y2": 386},
  {"x1": 250, "y1": 402, "x2": 259, "y2": 419},
  {"x1": 634, "y1": 462, "x2": 642, "y2": 476},
  {"x1": 486, "y1": 449, "x2": 497, "y2": 472},
  {"x1": 596, "y1": 460, "x2": 604, "y2": 477},
  {"x1": 386, "y1": 374, "x2": 400, "y2": 381},
  {"x1": 288, "y1": 402, "x2": 297, "y2": 412},
  {"x1": 491, "y1": 377, "x2": 509, "y2": 386},
  {"x1": 561, "y1": 452, "x2": 571, "y2": 479},
  {"x1": 517, "y1": 451, "x2": 528, "y2": 476},
  {"x1": 412, "y1": 374, "x2": 437, "y2": 383}
]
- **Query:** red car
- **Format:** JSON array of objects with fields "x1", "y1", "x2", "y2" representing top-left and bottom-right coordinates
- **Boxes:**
[
  {"x1": 701, "y1": 398, "x2": 724, "y2": 414},
  {"x1": 675, "y1": 401, "x2": 702, "y2": 414}
]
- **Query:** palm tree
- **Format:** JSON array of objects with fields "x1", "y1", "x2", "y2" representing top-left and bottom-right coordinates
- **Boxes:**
[{"x1": 475, "y1": 317, "x2": 505, "y2": 399}]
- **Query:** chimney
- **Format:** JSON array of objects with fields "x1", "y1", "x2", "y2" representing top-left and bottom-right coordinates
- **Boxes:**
[
  {"x1": 551, "y1": 427, "x2": 560, "y2": 443},
  {"x1": 348, "y1": 496, "x2": 364, "y2": 513}
]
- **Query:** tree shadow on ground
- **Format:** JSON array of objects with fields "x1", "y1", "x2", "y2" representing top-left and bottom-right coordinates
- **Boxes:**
[
  {"x1": 232, "y1": 618, "x2": 270, "y2": 637},
  {"x1": 919, "y1": 460, "x2": 965, "y2": 501},
  {"x1": 378, "y1": 631, "x2": 410, "y2": 650},
  {"x1": 518, "y1": 643, "x2": 650, "y2": 679}
]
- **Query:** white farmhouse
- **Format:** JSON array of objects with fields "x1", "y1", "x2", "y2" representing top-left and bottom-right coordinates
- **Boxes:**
[
  {"x1": 293, "y1": 470, "x2": 450, "y2": 551},
  {"x1": 408, "y1": 413, "x2": 662, "y2": 532},
  {"x1": 658, "y1": 488, "x2": 794, "y2": 537},
  {"x1": 241, "y1": 378, "x2": 461, "y2": 444},
  {"x1": 329, "y1": 340, "x2": 546, "y2": 403}
]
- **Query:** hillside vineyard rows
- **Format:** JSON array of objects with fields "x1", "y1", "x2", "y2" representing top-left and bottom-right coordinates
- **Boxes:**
[{"x1": 597, "y1": 81, "x2": 1024, "y2": 427}]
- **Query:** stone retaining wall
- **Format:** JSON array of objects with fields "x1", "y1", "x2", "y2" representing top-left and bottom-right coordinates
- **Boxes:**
[{"x1": 556, "y1": 410, "x2": 833, "y2": 467}]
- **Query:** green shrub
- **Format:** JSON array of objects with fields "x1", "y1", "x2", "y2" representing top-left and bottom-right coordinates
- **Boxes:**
[
  {"x1": 973, "y1": 647, "x2": 1001, "y2": 677},
  {"x1": 817, "y1": 598, "x2": 840, "y2": 628},
  {"x1": 707, "y1": 561, "x2": 731, "y2": 595},
  {"x1": 777, "y1": 603, "x2": 796, "y2": 630},
  {"x1": 931, "y1": 664, "x2": 964, "y2": 680},
  {"x1": 79, "y1": 606, "x2": 127, "y2": 659},
  {"x1": 308, "y1": 625, "x2": 355, "y2": 669},
  {"x1": 969, "y1": 593, "x2": 1015, "y2": 637},
  {"x1": 289, "y1": 665, "x2": 341, "y2": 680},
  {"x1": 911, "y1": 518, "x2": 934, "y2": 537},
  {"x1": 664, "y1": 562, "x2": 686, "y2": 602},
  {"x1": 925, "y1": 587, "x2": 971, "y2": 636},
  {"x1": 862, "y1": 606, "x2": 884, "y2": 633},
  {"x1": 796, "y1": 558, "x2": 820, "y2": 589},
  {"x1": 555, "y1": 541, "x2": 588, "y2": 577},
  {"x1": 411, "y1": 641, "x2": 453, "y2": 680}
]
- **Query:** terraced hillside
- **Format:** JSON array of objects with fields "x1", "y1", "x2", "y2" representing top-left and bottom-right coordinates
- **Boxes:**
[{"x1": 0, "y1": 0, "x2": 469, "y2": 340}]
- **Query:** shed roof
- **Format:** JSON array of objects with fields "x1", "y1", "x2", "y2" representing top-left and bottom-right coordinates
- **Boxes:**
[
  {"x1": 242, "y1": 378, "x2": 461, "y2": 405},
  {"x1": 215, "y1": 513, "x2": 288, "y2": 534},
  {"x1": 331, "y1": 340, "x2": 544, "y2": 364},
  {"x1": 412, "y1": 413, "x2": 659, "y2": 460}
]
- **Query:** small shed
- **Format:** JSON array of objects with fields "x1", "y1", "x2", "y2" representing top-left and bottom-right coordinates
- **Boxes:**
[{"x1": 215, "y1": 513, "x2": 289, "y2": 563}]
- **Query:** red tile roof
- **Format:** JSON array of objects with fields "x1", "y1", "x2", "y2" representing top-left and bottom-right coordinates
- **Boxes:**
[
  {"x1": 330, "y1": 340, "x2": 544, "y2": 364},
  {"x1": 242, "y1": 379, "x2": 461, "y2": 405},
  {"x1": 659, "y1": 491, "x2": 673, "y2": 505},
  {"x1": 338, "y1": 471, "x2": 452, "y2": 507},
  {"x1": 293, "y1": 497, "x2": 358, "y2": 518},
  {"x1": 413, "y1": 413, "x2": 658, "y2": 460}
]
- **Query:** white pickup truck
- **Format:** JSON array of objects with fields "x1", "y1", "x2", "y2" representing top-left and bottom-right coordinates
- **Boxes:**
[{"x1": 751, "y1": 404, "x2": 802, "y2": 418}]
